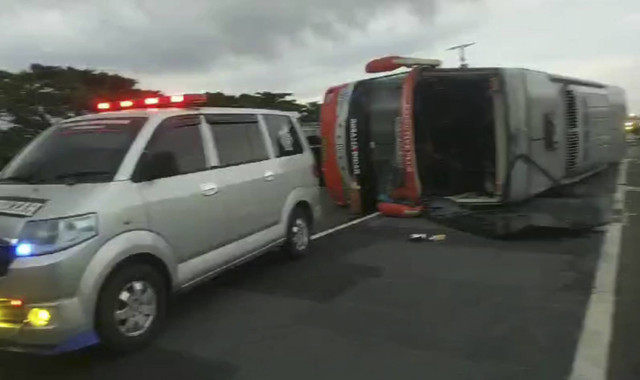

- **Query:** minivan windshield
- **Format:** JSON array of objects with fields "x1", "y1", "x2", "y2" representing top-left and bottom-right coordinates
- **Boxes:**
[{"x1": 0, "y1": 117, "x2": 146, "y2": 185}]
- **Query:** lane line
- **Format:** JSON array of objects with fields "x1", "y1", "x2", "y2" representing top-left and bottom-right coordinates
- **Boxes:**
[
  {"x1": 569, "y1": 160, "x2": 629, "y2": 380},
  {"x1": 311, "y1": 212, "x2": 380, "y2": 240}
]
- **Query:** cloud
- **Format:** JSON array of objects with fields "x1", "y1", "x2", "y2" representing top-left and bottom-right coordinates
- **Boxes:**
[
  {"x1": 0, "y1": 0, "x2": 455, "y2": 74},
  {"x1": 1, "y1": 0, "x2": 638, "y2": 112},
  {"x1": 414, "y1": 0, "x2": 640, "y2": 111},
  {"x1": 124, "y1": 0, "x2": 485, "y2": 99}
]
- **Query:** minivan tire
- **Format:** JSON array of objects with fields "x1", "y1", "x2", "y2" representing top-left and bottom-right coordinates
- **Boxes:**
[
  {"x1": 95, "y1": 264, "x2": 167, "y2": 352},
  {"x1": 283, "y1": 207, "x2": 312, "y2": 258}
]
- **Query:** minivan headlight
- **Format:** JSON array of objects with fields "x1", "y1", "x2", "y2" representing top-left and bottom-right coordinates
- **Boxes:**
[{"x1": 15, "y1": 214, "x2": 98, "y2": 257}]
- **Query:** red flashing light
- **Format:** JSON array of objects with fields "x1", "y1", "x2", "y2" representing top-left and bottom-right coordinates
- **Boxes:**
[
  {"x1": 95, "y1": 94, "x2": 206, "y2": 112},
  {"x1": 9, "y1": 299, "x2": 23, "y2": 307}
]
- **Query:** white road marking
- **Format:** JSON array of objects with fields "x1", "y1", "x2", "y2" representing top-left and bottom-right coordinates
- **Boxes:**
[
  {"x1": 569, "y1": 160, "x2": 629, "y2": 380},
  {"x1": 311, "y1": 212, "x2": 380, "y2": 240}
]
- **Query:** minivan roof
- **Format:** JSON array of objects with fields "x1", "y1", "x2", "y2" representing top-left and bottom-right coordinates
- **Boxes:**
[{"x1": 64, "y1": 107, "x2": 300, "y2": 123}]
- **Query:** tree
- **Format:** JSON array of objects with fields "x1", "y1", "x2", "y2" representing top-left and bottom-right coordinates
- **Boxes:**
[
  {"x1": 0, "y1": 64, "x2": 321, "y2": 168},
  {"x1": 300, "y1": 102, "x2": 321, "y2": 123},
  {"x1": 204, "y1": 91, "x2": 309, "y2": 114},
  {"x1": 0, "y1": 65, "x2": 161, "y2": 167}
]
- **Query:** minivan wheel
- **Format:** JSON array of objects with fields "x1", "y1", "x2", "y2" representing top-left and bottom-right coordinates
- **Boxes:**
[
  {"x1": 95, "y1": 264, "x2": 167, "y2": 352},
  {"x1": 283, "y1": 207, "x2": 311, "y2": 258}
]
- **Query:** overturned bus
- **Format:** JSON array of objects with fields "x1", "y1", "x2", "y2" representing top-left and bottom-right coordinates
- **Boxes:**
[{"x1": 321, "y1": 56, "x2": 627, "y2": 213}]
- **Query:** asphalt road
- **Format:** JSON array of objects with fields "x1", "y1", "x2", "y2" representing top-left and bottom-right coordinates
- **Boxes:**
[{"x1": 1, "y1": 154, "x2": 637, "y2": 379}]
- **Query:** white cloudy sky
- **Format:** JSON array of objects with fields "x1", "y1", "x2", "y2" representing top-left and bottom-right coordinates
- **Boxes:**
[{"x1": 1, "y1": 0, "x2": 639, "y2": 112}]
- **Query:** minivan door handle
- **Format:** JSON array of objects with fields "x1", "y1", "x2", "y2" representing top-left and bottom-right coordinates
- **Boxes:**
[
  {"x1": 264, "y1": 171, "x2": 276, "y2": 182},
  {"x1": 200, "y1": 183, "x2": 219, "y2": 196}
]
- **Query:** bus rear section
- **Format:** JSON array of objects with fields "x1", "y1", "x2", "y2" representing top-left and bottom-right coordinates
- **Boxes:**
[{"x1": 321, "y1": 73, "x2": 411, "y2": 212}]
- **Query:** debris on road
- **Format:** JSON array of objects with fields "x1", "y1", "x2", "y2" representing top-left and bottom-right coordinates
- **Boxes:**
[
  {"x1": 429, "y1": 234, "x2": 447, "y2": 242},
  {"x1": 409, "y1": 233, "x2": 447, "y2": 242}
]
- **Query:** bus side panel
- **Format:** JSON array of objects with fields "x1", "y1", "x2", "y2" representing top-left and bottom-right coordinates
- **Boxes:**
[
  {"x1": 524, "y1": 71, "x2": 566, "y2": 197},
  {"x1": 501, "y1": 69, "x2": 531, "y2": 202}
]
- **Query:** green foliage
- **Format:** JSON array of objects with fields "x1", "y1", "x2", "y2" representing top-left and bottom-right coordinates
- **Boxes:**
[
  {"x1": 300, "y1": 101, "x2": 321, "y2": 123},
  {"x1": 0, "y1": 64, "x2": 321, "y2": 169},
  {"x1": 204, "y1": 91, "x2": 320, "y2": 122},
  {"x1": 0, "y1": 64, "x2": 161, "y2": 167}
]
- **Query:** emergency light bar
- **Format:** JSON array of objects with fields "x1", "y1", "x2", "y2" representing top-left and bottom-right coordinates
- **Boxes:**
[
  {"x1": 365, "y1": 56, "x2": 442, "y2": 74},
  {"x1": 95, "y1": 93, "x2": 207, "y2": 112}
]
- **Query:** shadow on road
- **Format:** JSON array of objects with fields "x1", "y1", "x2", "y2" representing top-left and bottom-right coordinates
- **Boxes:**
[{"x1": 0, "y1": 344, "x2": 238, "y2": 380}]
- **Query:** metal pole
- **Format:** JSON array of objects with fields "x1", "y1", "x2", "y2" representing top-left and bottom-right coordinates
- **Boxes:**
[
  {"x1": 447, "y1": 42, "x2": 476, "y2": 68},
  {"x1": 459, "y1": 48, "x2": 467, "y2": 68}
]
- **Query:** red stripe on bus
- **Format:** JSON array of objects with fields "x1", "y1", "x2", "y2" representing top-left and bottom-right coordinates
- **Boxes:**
[
  {"x1": 392, "y1": 67, "x2": 422, "y2": 204},
  {"x1": 321, "y1": 84, "x2": 347, "y2": 205}
]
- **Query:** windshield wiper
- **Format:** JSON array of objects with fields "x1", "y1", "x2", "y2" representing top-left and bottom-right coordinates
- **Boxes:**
[{"x1": 0, "y1": 175, "x2": 40, "y2": 184}]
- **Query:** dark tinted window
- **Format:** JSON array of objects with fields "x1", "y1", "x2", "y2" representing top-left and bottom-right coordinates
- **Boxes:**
[
  {"x1": 143, "y1": 115, "x2": 206, "y2": 179},
  {"x1": 263, "y1": 115, "x2": 303, "y2": 157},
  {"x1": 0, "y1": 117, "x2": 146, "y2": 184},
  {"x1": 205, "y1": 114, "x2": 269, "y2": 166}
]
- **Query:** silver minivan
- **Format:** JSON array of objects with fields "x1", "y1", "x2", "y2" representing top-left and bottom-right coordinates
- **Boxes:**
[{"x1": 0, "y1": 103, "x2": 321, "y2": 353}]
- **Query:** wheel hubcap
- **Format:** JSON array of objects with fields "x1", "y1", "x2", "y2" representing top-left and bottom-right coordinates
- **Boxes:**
[
  {"x1": 115, "y1": 280, "x2": 157, "y2": 337},
  {"x1": 292, "y1": 218, "x2": 309, "y2": 251}
]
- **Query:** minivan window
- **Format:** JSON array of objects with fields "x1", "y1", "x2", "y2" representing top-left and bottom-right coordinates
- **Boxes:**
[
  {"x1": 141, "y1": 115, "x2": 206, "y2": 179},
  {"x1": 0, "y1": 117, "x2": 146, "y2": 184},
  {"x1": 263, "y1": 114, "x2": 304, "y2": 157},
  {"x1": 205, "y1": 114, "x2": 269, "y2": 166}
]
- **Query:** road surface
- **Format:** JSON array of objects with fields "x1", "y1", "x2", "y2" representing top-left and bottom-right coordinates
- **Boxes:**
[{"x1": 2, "y1": 148, "x2": 640, "y2": 380}]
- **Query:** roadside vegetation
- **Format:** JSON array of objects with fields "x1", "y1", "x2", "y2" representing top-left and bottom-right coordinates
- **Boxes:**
[{"x1": 0, "y1": 64, "x2": 320, "y2": 167}]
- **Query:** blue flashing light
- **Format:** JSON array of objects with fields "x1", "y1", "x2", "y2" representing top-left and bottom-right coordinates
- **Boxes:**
[{"x1": 15, "y1": 243, "x2": 33, "y2": 257}]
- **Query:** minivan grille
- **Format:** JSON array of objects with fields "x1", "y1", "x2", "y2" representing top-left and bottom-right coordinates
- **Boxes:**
[{"x1": 564, "y1": 89, "x2": 579, "y2": 174}]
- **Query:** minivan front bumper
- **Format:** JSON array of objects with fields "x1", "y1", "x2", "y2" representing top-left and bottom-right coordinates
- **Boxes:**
[
  {"x1": 0, "y1": 297, "x2": 97, "y2": 354},
  {"x1": 0, "y1": 239, "x2": 101, "y2": 353}
]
